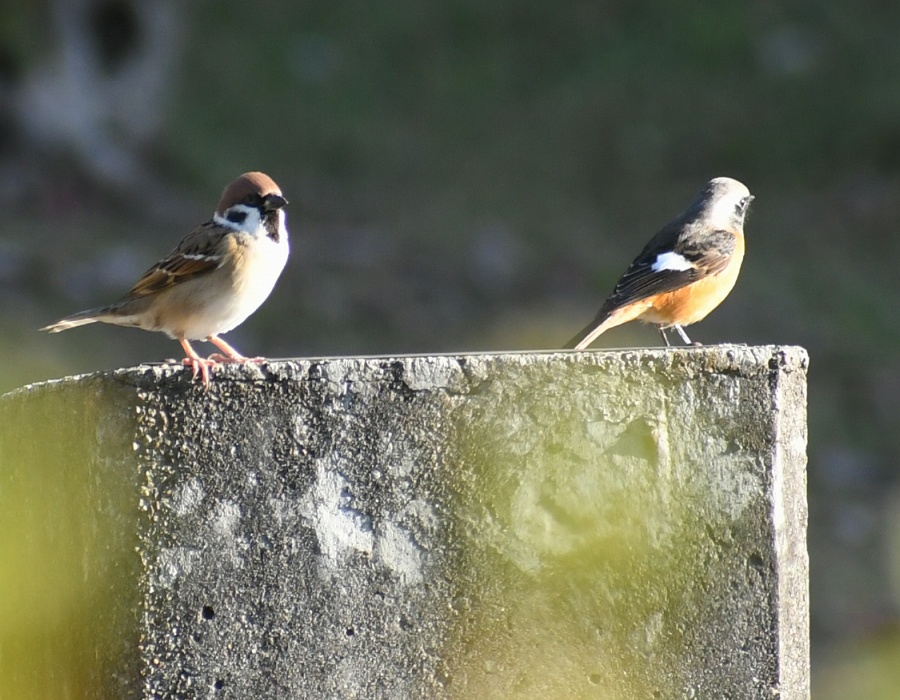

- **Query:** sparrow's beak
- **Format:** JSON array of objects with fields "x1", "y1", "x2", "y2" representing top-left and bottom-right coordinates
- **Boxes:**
[{"x1": 263, "y1": 193, "x2": 288, "y2": 210}]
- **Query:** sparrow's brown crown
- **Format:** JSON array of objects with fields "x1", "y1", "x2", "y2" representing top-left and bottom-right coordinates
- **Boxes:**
[{"x1": 216, "y1": 172, "x2": 284, "y2": 215}]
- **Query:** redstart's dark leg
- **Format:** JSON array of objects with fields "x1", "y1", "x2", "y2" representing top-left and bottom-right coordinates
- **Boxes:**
[
  {"x1": 674, "y1": 325, "x2": 696, "y2": 345},
  {"x1": 658, "y1": 327, "x2": 672, "y2": 347}
]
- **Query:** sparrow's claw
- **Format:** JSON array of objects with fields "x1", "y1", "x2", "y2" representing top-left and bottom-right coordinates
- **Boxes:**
[
  {"x1": 179, "y1": 338, "x2": 216, "y2": 388},
  {"x1": 182, "y1": 356, "x2": 213, "y2": 388},
  {"x1": 206, "y1": 334, "x2": 266, "y2": 364},
  {"x1": 206, "y1": 352, "x2": 264, "y2": 365}
]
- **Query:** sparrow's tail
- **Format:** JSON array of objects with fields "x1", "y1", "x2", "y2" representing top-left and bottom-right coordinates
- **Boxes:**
[{"x1": 41, "y1": 308, "x2": 107, "y2": 333}]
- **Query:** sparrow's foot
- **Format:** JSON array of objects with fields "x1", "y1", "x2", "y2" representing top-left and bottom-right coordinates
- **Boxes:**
[
  {"x1": 179, "y1": 338, "x2": 216, "y2": 388},
  {"x1": 182, "y1": 356, "x2": 215, "y2": 388},
  {"x1": 207, "y1": 353, "x2": 264, "y2": 365},
  {"x1": 207, "y1": 334, "x2": 263, "y2": 363}
]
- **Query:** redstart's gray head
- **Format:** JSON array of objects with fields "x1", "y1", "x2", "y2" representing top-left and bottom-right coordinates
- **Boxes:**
[{"x1": 698, "y1": 177, "x2": 753, "y2": 232}]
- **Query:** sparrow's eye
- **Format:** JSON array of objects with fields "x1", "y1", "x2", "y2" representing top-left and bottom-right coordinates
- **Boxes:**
[{"x1": 226, "y1": 209, "x2": 248, "y2": 224}]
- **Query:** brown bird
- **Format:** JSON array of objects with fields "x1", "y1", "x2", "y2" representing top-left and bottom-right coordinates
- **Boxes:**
[
  {"x1": 42, "y1": 172, "x2": 290, "y2": 386},
  {"x1": 565, "y1": 177, "x2": 752, "y2": 349}
]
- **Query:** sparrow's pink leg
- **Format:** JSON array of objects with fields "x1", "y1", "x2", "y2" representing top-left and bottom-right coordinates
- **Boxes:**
[
  {"x1": 179, "y1": 338, "x2": 215, "y2": 387},
  {"x1": 207, "y1": 335, "x2": 264, "y2": 364}
]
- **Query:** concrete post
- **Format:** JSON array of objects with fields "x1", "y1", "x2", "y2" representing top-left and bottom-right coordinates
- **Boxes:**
[{"x1": 0, "y1": 346, "x2": 808, "y2": 699}]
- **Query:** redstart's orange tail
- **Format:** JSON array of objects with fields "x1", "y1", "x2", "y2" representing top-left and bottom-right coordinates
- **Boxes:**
[
  {"x1": 564, "y1": 303, "x2": 649, "y2": 349},
  {"x1": 564, "y1": 314, "x2": 615, "y2": 350}
]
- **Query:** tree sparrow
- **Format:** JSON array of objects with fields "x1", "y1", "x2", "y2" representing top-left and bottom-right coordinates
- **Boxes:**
[{"x1": 42, "y1": 171, "x2": 290, "y2": 387}]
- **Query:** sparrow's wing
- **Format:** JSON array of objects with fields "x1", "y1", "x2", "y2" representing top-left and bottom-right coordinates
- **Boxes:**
[
  {"x1": 125, "y1": 222, "x2": 230, "y2": 299},
  {"x1": 601, "y1": 226, "x2": 737, "y2": 313}
]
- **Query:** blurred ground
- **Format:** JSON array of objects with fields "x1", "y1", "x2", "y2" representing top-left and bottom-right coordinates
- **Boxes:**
[{"x1": 1, "y1": 1, "x2": 899, "y2": 696}]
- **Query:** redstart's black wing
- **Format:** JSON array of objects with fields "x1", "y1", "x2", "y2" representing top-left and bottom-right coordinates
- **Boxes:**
[{"x1": 600, "y1": 227, "x2": 737, "y2": 314}]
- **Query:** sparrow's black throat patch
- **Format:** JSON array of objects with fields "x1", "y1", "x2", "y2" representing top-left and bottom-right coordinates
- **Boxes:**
[{"x1": 263, "y1": 209, "x2": 281, "y2": 242}]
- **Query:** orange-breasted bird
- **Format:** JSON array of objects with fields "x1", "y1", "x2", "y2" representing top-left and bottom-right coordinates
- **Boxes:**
[{"x1": 565, "y1": 177, "x2": 753, "y2": 349}]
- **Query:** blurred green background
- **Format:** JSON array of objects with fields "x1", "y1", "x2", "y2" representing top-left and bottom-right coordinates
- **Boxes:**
[{"x1": 1, "y1": 0, "x2": 899, "y2": 696}]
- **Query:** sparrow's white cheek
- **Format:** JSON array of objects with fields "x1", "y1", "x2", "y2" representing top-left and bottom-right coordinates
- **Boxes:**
[
  {"x1": 214, "y1": 204, "x2": 264, "y2": 233},
  {"x1": 651, "y1": 251, "x2": 694, "y2": 273}
]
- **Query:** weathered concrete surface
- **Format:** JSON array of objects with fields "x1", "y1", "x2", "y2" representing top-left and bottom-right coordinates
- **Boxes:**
[{"x1": 0, "y1": 346, "x2": 809, "y2": 699}]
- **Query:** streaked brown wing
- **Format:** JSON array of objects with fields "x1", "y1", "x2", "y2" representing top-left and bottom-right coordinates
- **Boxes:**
[
  {"x1": 125, "y1": 221, "x2": 228, "y2": 299},
  {"x1": 601, "y1": 227, "x2": 736, "y2": 314}
]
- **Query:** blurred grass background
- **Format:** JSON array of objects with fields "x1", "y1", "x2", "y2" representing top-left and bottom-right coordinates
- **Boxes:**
[{"x1": 1, "y1": 0, "x2": 899, "y2": 696}]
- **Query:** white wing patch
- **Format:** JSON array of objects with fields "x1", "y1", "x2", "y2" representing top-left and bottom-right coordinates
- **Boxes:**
[
  {"x1": 181, "y1": 253, "x2": 217, "y2": 261},
  {"x1": 651, "y1": 251, "x2": 694, "y2": 272}
]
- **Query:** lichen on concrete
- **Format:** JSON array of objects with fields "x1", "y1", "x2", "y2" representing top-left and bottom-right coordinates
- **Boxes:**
[{"x1": 0, "y1": 346, "x2": 809, "y2": 699}]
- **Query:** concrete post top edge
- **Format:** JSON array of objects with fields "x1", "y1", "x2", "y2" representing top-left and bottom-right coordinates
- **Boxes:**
[{"x1": 2, "y1": 344, "x2": 808, "y2": 399}]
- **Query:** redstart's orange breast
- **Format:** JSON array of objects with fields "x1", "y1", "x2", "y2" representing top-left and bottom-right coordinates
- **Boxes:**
[{"x1": 565, "y1": 177, "x2": 753, "y2": 349}]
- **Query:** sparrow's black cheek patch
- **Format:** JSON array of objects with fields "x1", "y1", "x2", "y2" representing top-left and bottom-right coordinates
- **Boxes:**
[{"x1": 227, "y1": 211, "x2": 248, "y2": 225}]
